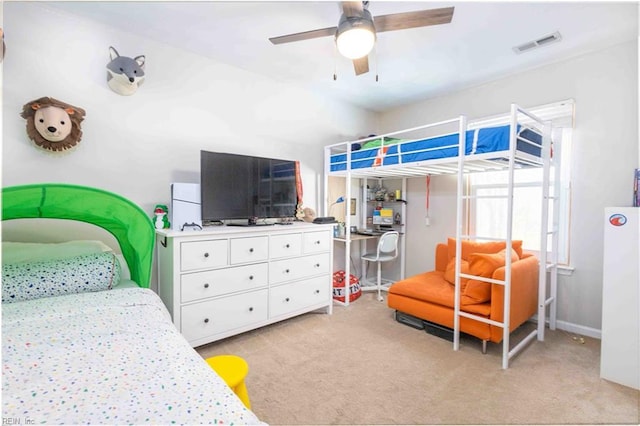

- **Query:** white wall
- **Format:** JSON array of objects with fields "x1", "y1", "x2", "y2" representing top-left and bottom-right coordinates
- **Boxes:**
[
  {"x1": 1, "y1": 2, "x2": 377, "y2": 216},
  {"x1": 379, "y1": 40, "x2": 639, "y2": 335},
  {"x1": 3, "y1": 3, "x2": 638, "y2": 335}
]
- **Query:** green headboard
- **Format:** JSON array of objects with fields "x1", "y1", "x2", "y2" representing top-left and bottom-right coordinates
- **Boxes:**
[{"x1": 2, "y1": 184, "x2": 155, "y2": 288}]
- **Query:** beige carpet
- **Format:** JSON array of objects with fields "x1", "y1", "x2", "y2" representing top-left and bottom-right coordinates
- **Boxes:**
[{"x1": 196, "y1": 293, "x2": 639, "y2": 425}]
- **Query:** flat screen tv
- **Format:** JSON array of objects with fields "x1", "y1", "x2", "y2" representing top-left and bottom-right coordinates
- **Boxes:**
[{"x1": 200, "y1": 150, "x2": 298, "y2": 225}]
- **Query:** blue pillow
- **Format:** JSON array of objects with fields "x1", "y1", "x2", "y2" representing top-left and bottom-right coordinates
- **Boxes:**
[{"x1": 2, "y1": 252, "x2": 121, "y2": 303}]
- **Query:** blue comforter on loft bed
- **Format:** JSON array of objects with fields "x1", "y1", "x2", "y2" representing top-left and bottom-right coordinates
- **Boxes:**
[{"x1": 329, "y1": 124, "x2": 542, "y2": 172}]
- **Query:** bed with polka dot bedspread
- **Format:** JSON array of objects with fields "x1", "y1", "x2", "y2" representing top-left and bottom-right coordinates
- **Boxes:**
[{"x1": 2, "y1": 287, "x2": 264, "y2": 425}]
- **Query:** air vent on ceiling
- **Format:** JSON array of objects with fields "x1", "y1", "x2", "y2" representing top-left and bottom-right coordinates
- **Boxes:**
[{"x1": 513, "y1": 31, "x2": 562, "y2": 54}]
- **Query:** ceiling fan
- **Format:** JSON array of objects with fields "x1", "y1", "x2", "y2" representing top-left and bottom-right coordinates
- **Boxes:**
[{"x1": 269, "y1": 1, "x2": 454, "y2": 76}]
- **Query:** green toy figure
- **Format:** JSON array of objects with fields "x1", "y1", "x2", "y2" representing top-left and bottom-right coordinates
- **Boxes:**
[{"x1": 153, "y1": 204, "x2": 170, "y2": 230}]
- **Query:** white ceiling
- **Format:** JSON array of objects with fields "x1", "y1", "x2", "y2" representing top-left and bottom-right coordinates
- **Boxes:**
[{"x1": 45, "y1": 1, "x2": 638, "y2": 112}]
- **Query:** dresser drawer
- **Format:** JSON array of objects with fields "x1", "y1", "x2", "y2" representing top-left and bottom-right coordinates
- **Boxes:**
[
  {"x1": 230, "y1": 236, "x2": 269, "y2": 264},
  {"x1": 181, "y1": 263, "x2": 268, "y2": 303},
  {"x1": 269, "y1": 253, "x2": 331, "y2": 284},
  {"x1": 269, "y1": 276, "x2": 330, "y2": 318},
  {"x1": 181, "y1": 239, "x2": 228, "y2": 271},
  {"x1": 181, "y1": 289, "x2": 268, "y2": 342},
  {"x1": 302, "y1": 230, "x2": 331, "y2": 254},
  {"x1": 270, "y1": 233, "x2": 302, "y2": 258}
]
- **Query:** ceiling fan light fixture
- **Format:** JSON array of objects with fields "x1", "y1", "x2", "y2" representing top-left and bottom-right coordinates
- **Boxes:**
[
  {"x1": 269, "y1": 5, "x2": 455, "y2": 76},
  {"x1": 335, "y1": 11, "x2": 376, "y2": 59}
]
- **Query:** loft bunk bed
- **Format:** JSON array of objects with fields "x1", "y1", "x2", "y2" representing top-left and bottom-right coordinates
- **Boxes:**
[{"x1": 324, "y1": 104, "x2": 560, "y2": 368}]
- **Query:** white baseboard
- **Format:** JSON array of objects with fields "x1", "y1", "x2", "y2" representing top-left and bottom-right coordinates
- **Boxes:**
[
  {"x1": 554, "y1": 320, "x2": 601, "y2": 340},
  {"x1": 530, "y1": 315, "x2": 602, "y2": 339}
]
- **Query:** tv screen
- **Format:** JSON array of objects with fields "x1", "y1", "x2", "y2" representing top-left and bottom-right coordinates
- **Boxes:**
[{"x1": 200, "y1": 151, "x2": 298, "y2": 225}]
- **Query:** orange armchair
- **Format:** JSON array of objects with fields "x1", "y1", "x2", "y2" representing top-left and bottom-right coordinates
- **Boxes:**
[{"x1": 387, "y1": 238, "x2": 539, "y2": 344}]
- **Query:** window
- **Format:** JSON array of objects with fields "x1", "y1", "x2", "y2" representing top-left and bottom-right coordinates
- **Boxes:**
[{"x1": 468, "y1": 102, "x2": 574, "y2": 266}]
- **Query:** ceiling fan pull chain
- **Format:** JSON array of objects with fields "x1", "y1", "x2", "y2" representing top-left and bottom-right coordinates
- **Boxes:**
[
  {"x1": 375, "y1": 46, "x2": 379, "y2": 82},
  {"x1": 333, "y1": 43, "x2": 338, "y2": 81}
]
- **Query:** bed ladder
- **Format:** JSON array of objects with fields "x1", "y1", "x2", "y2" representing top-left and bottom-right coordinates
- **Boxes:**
[
  {"x1": 538, "y1": 119, "x2": 559, "y2": 339},
  {"x1": 452, "y1": 105, "x2": 521, "y2": 369},
  {"x1": 453, "y1": 104, "x2": 555, "y2": 369}
]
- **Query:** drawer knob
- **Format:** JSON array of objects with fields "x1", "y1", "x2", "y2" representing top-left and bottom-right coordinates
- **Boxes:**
[
  {"x1": 204, "y1": 318, "x2": 210, "y2": 324},
  {"x1": 204, "y1": 283, "x2": 210, "y2": 289},
  {"x1": 285, "y1": 297, "x2": 290, "y2": 302},
  {"x1": 315, "y1": 240, "x2": 321, "y2": 245},
  {"x1": 249, "y1": 275, "x2": 254, "y2": 280},
  {"x1": 315, "y1": 263, "x2": 320, "y2": 268},
  {"x1": 204, "y1": 252, "x2": 210, "y2": 258},
  {"x1": 249, "y1": 307, "x2": 254, "y2": 312},
  {"x1": 315, "y1": 289, "x2": 320, "y2": 294},
  {"x1": 285, "y1": 269, "x2": 290, "y2": 274},
  {"x1": 249, "y1": 248, "x2": 254, "y2": 253},
  {"x1": 285, "y1": 243, "x2": 290, "y2": 248}
]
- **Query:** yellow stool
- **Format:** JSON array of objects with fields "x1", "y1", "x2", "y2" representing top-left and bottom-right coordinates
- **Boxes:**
[{"x1": 206, "y1": 355, "x2": 251, "y2": 409}]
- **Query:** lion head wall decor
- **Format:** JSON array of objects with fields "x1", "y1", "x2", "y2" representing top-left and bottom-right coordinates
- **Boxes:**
[
  {"x1": 106, "y1": 46, "x2": 146, "y2": 96},
  {"x1": 20, "y1": 97, "x2": 86, "y2": 152}
]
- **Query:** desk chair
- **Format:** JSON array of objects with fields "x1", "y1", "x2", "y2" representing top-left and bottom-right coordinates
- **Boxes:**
[{"x1": 361, "y1": 231, "x2": 399, "y2": 302}]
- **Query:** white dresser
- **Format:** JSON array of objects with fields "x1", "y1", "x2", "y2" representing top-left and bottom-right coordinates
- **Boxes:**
[{"x1": 156, "y1": 222, "x2": 334, "y2": 347}]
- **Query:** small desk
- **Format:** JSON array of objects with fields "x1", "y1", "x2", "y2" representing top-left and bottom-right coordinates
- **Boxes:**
[
  {"x1": 333, "y1": 232, "x2": 401, "y2": 302},
  {"x1": 333, "y1": 234, "x2": 380, "y2": 277},
  {"x1": 332, "y1": 233, "x2": 379, "y2": 243}
]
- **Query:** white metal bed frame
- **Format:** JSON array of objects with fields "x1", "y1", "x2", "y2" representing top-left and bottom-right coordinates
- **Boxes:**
[{"x1": 324, "y1": 103, "x2": 560, "y2": 368}]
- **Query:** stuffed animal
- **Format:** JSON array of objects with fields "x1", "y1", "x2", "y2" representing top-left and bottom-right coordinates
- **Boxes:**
[
  {"x1": 106, "y1": 46, "x2": 145, "y2": 96},
  {"x1": 20, "y1": 97, "x2": 86, "y2": 152},
  {"x1": 302, "y1": 207, "x2": 317, "y2": 223},
  {"x1": 153, "y1": 205, "x2": 170, "y2": 230}
]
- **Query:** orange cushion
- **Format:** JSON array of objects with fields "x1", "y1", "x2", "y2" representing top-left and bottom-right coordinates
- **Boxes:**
[
  {"x1": 447, "y1": 238, "x2": 523, "y2": 261},
  {"x1": 388, "y1": 271, "x2": 493, "y2": 312},
  {"x1": 464, "y1": 248, "x2": 520, "y2": 303},
  {"x1": 443, "y1": 258, "x2": 470, "y2": 291},
  {"x1": 469, "y1": 248, "x2": 520, "y2": 277},
  {"x1": 388, "y1": 271, "x2": 457, "y2": 308}
]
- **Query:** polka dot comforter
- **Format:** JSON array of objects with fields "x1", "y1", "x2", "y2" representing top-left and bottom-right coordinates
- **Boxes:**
[{"x1": 2, "y1": 287, "x2": 264, "y2": 425}]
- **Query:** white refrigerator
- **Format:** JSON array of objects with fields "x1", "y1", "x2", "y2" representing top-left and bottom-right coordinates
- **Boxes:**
[{"x1": 601, "y1": 207, "x2": 640, "y2": 389}]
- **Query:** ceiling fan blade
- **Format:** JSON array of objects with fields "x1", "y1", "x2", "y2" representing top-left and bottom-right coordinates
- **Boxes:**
[
  {"x1": 269, "y1": 26, "x2": 337, "y2": 45},
  {"x1": 353, "y1": 56, "x2": 369, "y2": 75},
  {"x1": 342, "y1": 1, "x2": 364, "y2": 17},
  {"x1": 374, "y1": 6, "x2": 454, "y2": 33}
]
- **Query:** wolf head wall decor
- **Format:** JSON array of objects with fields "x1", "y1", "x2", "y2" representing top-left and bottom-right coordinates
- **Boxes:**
[{"x1": 106, "y1": 46, "x2": 145, "y2": 96}]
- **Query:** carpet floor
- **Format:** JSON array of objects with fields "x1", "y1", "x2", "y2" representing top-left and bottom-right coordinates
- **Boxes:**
[{"x1": 196, "y1": 293, "x2": 639, "y2": 425}]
